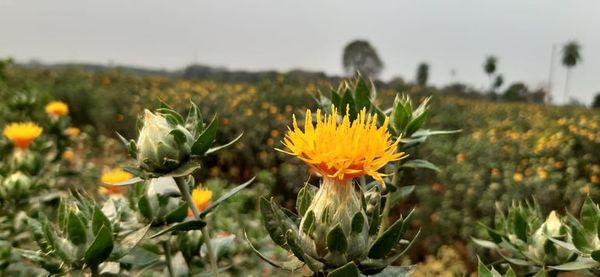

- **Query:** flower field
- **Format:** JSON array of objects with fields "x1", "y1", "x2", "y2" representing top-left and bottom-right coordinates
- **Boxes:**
[{"x1": 1, "y1": 60, "x2": 600, "y2": 276}]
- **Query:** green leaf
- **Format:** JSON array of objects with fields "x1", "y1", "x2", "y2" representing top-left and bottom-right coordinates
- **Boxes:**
[
  {"x1": 296, "y1": 184, "x2": 314, "y2": 217},
  {"x1": 165, "y1": 203, "x2": 188, "y2": 224},
  {"x1": 391, "y1": 95, "x2": 411, "y2": 133},
  {"x1": 191, "y1": 116, "x2": 218, "y2": 156},
  {"x1": 511, "y1": 209, "x2": 528, "y2": 242},
  {"x1": 505, "y1": 267, "x2": 517, "y2": 277},
  {"x1": 354, "y1": 78, "x2": 371, "y2": 111},
  {"x1": 149, "y1": 219, "x2": 207, "y2": 239},
  {"x1": 368, "y1": 199, "x2": 382, "y2": 236},
  {"x1": 285, "y1": 230, "x2": 322, "y2": 272},
  {"x1": 327, "y1": 224, "x2": 348, "y2": 253},
  {"x1": 66, "y1": 210, "x2": 87, "y2": 245},
  {"x1": 199, "y1": 177, "x2": 254, "y2": 217},
  {"x1": 351, "y1": 212, "x2": 365, "y2": 234},
  {"x1": 471, "y1": 237, "x2": 498, "y2": 249},
  {"x1": 580, "y1": 196, "x2": 600, "y2": 234},
  {"x1": 259, "y1": 197, "x2": 288, "y2": 249},
  {"x1": 477, "y1": 257, "x2": 493, "y2": 277},
  {"x1": 368, "y1": 217, "x2": 404, "y2": 259},
  {"x1": 401, "y1": 159, "x2": 440, "y2": 172},
  {"x1": 163, "y1": 162, "x2": 202, "y2": 178},
  {"x1": 91, "y1": 206, "x2": 112, "y2": 236},
  {"x1": 548, "y1": 258, "x2": 599, "y2": 270},
  {"x1": 302, "y1": 211, "x2": 315, "y2": 234},
  {"x1": 111, "y1": 224, "x2": 151, "y2": 259},
  {"x1": 118, "y1": 246, "x2": 159, "y2": 266},
  {"x1": 327, "y1": 262, "x2": 359, "y2": 277},
  {"x1": 243, "y1": 232, "x2": 305, "y2": 271},
  {"x1": 186, "y1": 101, "x2": 203, "y2": 137},
  {"x1": 205, "y1": 132, "x2": 243, "y2": 155},
  {"x1": 84, "y1": 225, "x2": 114, "y2": 266},
  {"x1": 138, "y1": 195, "x2": 154, "y2": 219},
  {"x1": 156, "y1": 108, "x2": 184, "y2": 125},
  {"x1": 169, "y1": 129, "x2": 188, "y2": 145}
]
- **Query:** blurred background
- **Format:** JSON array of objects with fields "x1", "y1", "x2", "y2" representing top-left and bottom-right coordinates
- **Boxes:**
[{"x1": 1, "y1": 0, "x2": 600, "y2": 275}]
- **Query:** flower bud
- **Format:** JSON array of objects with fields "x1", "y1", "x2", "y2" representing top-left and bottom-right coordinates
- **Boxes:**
[
  {"x1": 1, "y1": 171, "x2": 32, "y2": 198},
  {"x1": 136, "y1": 110, "x2": 193, "y2": 173},
  {"x1": 298, "y1": 178, "x2": 369, "y2": 268},
  {"x1": 528, "y1": 211, "x2": 571, "y2": 265}
]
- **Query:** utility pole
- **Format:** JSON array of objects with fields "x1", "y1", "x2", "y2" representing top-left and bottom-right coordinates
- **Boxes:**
[{"x1": 546, "y1": 44, "x2": 556, "y2": 104}]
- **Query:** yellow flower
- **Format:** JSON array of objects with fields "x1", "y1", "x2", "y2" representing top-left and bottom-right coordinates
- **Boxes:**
[
  {"x1": 45, "y1": 101, "x2": 69, "y2": 117},
  {"x1": 513, "y1": 173, "x2": 524, "y2": 183},
  {"x1": 3, "y1": 122, "x2": 43, "y2": 149},
  {"x1": 62, "y1": 149, "x2": 75, "y2": 161},
  {"x1": 99, "y1": 168, "x2": 132, "y2": 195},
  {"x1": 101, "y1": 168, "x2": 132, "y2": 185},
  {"x1": 189, "y1": 187, "x2": 213, "y2": 216},
  {"x1": 65, "y1": 127, "x2": 80, "y2": 138},
  {"x1": 280, "y1": 106, "x2": 406, "y2": 185}
]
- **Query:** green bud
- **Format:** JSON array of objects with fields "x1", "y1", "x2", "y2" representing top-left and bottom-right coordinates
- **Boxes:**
[
  {"x1": 528, "y1": 211, "x2": 571, "y2": 265},
  {"x1": 1, "y1": 171, "x2": 32, "y2": 198},
  {"x1": 298, "y1": 178, "x2": 369, "y2": 268},
  {"x1": 137, "y1": 110, "x2": 193, "y2": 173}
]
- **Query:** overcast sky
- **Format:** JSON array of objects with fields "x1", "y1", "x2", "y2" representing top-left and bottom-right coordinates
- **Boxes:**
[{"x1": 1, "y1": 0, "x2": 598, "y2": 104}]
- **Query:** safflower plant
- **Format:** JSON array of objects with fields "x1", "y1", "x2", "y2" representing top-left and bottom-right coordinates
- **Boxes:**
[
  {"x1": 115, "y1": 100, "x2": 254, "y2": 276},
  {"x1": 474, "y1": 197, "x2": 600, "y2": 276},
  {"x1": 249, "y1": 105, "x2": 420, "y2": 276},
  {"x1": 315, "y1": 76, "x2": 459, "y2": 232}
]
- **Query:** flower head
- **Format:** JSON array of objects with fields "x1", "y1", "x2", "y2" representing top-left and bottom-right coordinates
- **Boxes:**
[
  {"x1": 101, "y1": 168, "x2": 133, "y2": 185},
  {"x1": 65, "y1": 127, "x2": 81, "y2": 138},
  {"x1": 3, "y1": 122, "x2": 43, "y2": 149},
  {"x1": 136, "y1": 109, "x2": 193, "y2": 173},
  {"x1": 189, "y1": 187, "x2": 212, "y2": 216},
  {"x1": 45, "y1": 101, "x2": 69, "y2": 117},
  {"x1": 99, "y1": 168, "x2": 132, "y2": 195},
  {"x1": 281, "y1": 105, "x2": 406, "y2": 185}
]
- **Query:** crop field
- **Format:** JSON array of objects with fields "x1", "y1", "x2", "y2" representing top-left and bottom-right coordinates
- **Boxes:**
[{"x1": 1, "y1": 60, "x2": 600, "y2": 276}]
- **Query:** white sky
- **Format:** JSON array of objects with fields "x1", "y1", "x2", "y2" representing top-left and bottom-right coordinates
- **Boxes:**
[{"x1": 1, "y1": 0, "x2": 598, "y2": 104}]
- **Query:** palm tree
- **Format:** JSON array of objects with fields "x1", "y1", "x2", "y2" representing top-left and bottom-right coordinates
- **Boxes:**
[
  {"x1": 483, "y1": 56, "x2": 497, "y2": 93},
  {"x1": 561, "y1": 41, "x2": 582, "y2": 102}
]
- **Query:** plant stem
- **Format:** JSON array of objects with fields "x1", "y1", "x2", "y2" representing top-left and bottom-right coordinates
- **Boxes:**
[
  {"x1": 162, "y1": 241, "x2": 174, "y2": 277},
  {"x1": 174, "y1": 176, "x2": 219, "y2": 277},
  {"x1": 90, "y1": 264, "x2": 99, "y2": 277},
  {"x1": 378, "y1": 170, "x2": 399, "y2": 237}
]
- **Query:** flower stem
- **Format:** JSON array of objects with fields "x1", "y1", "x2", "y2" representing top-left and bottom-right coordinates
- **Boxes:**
[
  {"x1": 378, "y1": 171, "x2": 399, "y2": 237},
  {"x1": 174, "y1": 176, "x2": 219, "y2": 277},
  {"x1": 162, "y1": 241, "x2": 174, "y2": 277}
]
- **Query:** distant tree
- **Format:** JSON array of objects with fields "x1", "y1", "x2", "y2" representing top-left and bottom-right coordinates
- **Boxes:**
[
  {"x1": 592, "y1": 93, "x2": 600, "y2": 109},
  {"x1": 503, "y1": 82, "x2": 529, "y2": 102},
  {"x1": 416, "y1": 62, "x2": 429, "y2": 87},
  {"x1": 342, "y1": 40, "x2": 383, "y2": 78},
  {"x1": 483, "y1": 56, "x2": 501, "y2": 95},
  {"x1": 561, "y1": 41, "x2": 582, "y2": 102},
  {"x1": 483, "y1": 56, "x2": 497, "y2": 76},
  {"x1": 493, "y1": 75, "x2": 504, "y2": 90}
]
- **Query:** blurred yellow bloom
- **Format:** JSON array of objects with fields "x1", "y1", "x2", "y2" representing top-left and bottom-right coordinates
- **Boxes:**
[
  {"x1": 45, "y1": 101, "x2": 69, "y2": 117},
  {"x1": 3, "y1": 122, "x2": 43, "y2": 149},
  {"x1": 513, "y1": 173, "x2": 524, "y2": 183},
  {"x1": 99, "y1": 168, "x2": 132, "y2": 195},
  {"x1": 65, "y1": 127, "x2": 81, "y2": 138},
  {"x1": 101, "y1": 168, "x2": 132, "y2": 185},
  {"x1": 62, "y1": 149, "x2": 75, "y2": 161},
  {"x1": 280, "y1": 105, "x2": 406, "y2": 185},
  {"x1": 189, "y1": 187, "x2": 212, "y2": 216}
]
